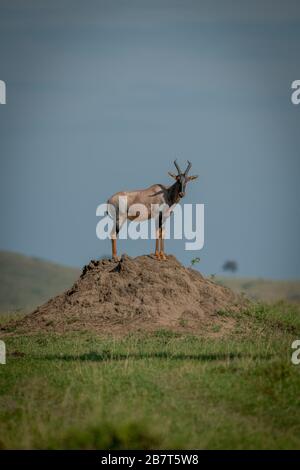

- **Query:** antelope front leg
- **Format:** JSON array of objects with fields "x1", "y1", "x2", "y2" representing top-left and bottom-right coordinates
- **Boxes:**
[
  {"x1": 155, "y1": 229, "x2": 160, "y2": 260},
  {"x1": 159, "y1": 227, "x2": 167, "y2": 260}
]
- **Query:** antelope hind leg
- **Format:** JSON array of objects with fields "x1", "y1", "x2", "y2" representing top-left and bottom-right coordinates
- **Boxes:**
[{"x1": 111, "y1": 239, "x2": 120, "y2": 261}]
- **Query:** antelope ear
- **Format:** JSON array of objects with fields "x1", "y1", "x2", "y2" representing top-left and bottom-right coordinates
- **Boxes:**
[
  {"x1": 168, "y1": 172, "x2": 178, "y2": 179},
  {"x1": 187, "y1": 175, "x2": 198, "y2": 181}
]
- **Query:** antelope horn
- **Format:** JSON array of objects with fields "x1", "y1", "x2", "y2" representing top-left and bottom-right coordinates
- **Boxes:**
[
  {"x1": 185, "y1": 160, "x2": 192, "y2": 175},
  {"x1": 174, "y1": 159, "x2": 181, "y2": 174}
]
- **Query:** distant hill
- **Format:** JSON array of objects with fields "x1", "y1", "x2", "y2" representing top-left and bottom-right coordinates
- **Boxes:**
[
  {"x1": 0, "y1": 251, "x2": 80, "y2": 314},
  {"x1": 216, "y1": 276, "x2": 300, "y2": 303}
]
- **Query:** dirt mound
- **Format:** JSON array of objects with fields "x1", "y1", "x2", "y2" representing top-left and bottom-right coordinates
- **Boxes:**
[{"x1": 5, "y1": 255, "x2": 247, "y2": 336}]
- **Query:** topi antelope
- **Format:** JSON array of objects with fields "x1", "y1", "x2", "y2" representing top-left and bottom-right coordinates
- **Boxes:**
[{"x1": 107, "y1": 160, "x2": 198, "y2": 260}]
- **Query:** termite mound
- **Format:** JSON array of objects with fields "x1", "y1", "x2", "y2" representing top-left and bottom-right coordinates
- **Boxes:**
[{"x1": 3, "y1": 255, "x2": 247, "y2": 337}]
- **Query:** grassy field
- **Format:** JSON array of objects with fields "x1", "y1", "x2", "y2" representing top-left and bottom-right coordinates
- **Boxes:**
[{"x1": 1, "y1": 302, "x2": 300, "y2": 450}]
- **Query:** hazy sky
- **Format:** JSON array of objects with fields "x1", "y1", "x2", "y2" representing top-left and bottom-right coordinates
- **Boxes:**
[{"x1": 0, "y1": 0, "x2": 299, "y2": 278}]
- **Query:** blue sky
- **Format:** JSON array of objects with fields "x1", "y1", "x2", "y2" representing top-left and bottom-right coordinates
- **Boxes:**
[{"x1": 0, "y1": 0, "x2": 299, "y2": 278}]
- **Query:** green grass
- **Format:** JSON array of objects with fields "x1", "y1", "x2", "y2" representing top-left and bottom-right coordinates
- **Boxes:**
[{"x1": 0, "y1": 303, "x2": 300, "y2": 449}]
